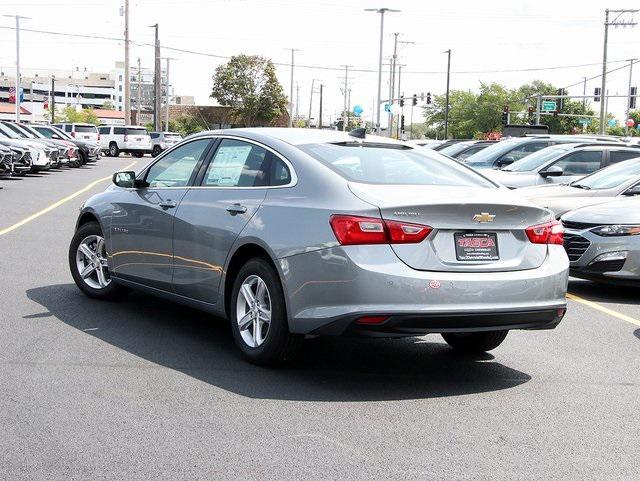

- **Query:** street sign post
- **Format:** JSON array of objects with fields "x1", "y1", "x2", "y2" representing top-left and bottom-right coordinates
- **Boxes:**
[{"x1": 542, "y1": 100, "x2": 557, "y2": 112}]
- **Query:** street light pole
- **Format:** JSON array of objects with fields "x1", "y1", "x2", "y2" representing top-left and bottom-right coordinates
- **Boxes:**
[
  {"x1": 287, "y1": 48, "x2": 300, "y2": 128},
  {"x1": 162, "y1": 57, "x2": 176, "y2": 131},
  {"x1": 3, "y1": 15, "x2": 30, "y2": 122},
  {"x1": 365, "y1": 7, "x2": 400, "y2": 135},
  {"x1": 124, "y1": 0, "x2": 131, "y2": 125},
  {"x1": 149, "y1": 24, "x2": 161, "y2": 131},
  {"x1": 444, "y1": 49, "x2": 451, "y2": 139}
]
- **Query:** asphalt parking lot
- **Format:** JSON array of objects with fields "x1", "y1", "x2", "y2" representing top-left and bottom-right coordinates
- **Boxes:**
[{"x1": 1, "y1": 157, "x2": 639, "y2": 481}]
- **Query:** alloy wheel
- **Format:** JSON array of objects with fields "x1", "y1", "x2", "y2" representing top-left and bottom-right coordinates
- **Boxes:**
[
  {"x1": 75, "y1": 235, "x2": 111, "y2": 289},
  {"x1": 235, "y1": 275, "x2": 272, "y2": 348}
]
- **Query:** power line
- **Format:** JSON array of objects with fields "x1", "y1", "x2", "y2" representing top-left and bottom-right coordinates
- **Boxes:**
[{"x1": 0, "y1": 25, "x2": 635, "y2": 76}]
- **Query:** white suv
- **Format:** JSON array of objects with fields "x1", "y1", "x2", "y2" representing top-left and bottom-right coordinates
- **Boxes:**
[
  {"x1": 98, "y1": 125, "x2": 152, "y2": 157},
  {"x1": 53, "y1": 123, "x2": 100, "y2": 143}
]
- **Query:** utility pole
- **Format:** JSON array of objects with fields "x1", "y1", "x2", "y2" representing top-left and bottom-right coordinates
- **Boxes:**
[
  {"x1": 341, "y1": 65, "x2": 351, "y2": 131},
  {"x1": 136, "y1": 57, "x2": 142, "y2": 124},
  {"x1": 318, "y1": 84, "x2": 324, "y2": 129},
  {"x1": 3, "y1": 15, "x2": 30, "y2": 122},
  {"x1": 626, "y1": 59, "x2": 635, "y2": 134},
  {"x1": 149, "y1": 24, "x2": 161, "y2": 131},
  {"x1": 599, "y1": 8, "x2": 638, "y2": 134},
  {"x1": 162, "y1": 57, "x2": 175, "y2": 131},
  {"x1": 389, "y1": 33, "x2": 399, "y2": 135},
  {"x1": 444, "y1": 49, "x2": 452, "y2": 139},
  {"x1": 308, "y1": 79, "x2": 316, "y2": 127},
  {"x1": 287, "y1": 48, "x2": 300, "y2": 128},
  {"x1": 364, "y1": 7, "x2": 400, "y2": 135},
  {"x1": 295, "y1": 83, "x2": 300, "y2": 120},
  {"x1": 51, "y1": 76, "x2": 55, "y2": 123},
  {"x1": 123, "y1": 0, "x2": 131, "y2": 125},
  {"x1": 582, "y1": 77, "x2": 587, "y2": 108}
]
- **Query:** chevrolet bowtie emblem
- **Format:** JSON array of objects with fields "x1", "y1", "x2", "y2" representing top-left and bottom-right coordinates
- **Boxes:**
[{"x1": 473, "y1": 212, "x2": 496, "y2": 223}]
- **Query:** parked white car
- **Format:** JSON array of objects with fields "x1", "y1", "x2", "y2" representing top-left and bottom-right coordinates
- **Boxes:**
[
  {"x1": 98, "y1": 125, "x2": 152, "y2": 157},
  {"x1": 150, "y1": 131, "x2": 183, "y2": 157},
  {"x1": 53, "y1": 123, "x2": 100, "y2": 143}
]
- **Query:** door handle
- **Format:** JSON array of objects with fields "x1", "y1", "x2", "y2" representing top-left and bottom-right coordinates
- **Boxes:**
[
  {"x1": 159, "y1": 200, "x2": 177, "y2": 209},
  {"x1": 226, "y1": 203, "x2": 247, "y2": 215}
]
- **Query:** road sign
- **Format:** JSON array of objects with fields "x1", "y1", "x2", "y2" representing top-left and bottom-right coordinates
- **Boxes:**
[
  {"x1": 384, "y1": 103, "x2": 391, "y2": 113},
  {"x1": 578, "y1": 119, "x2": 591, "y2": 126},
  {"x1": 542, "y1": 100, "x2": 557, "y2": 112}
]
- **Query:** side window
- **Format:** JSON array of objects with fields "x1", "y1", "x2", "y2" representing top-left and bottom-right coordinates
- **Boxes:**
[
  {"x1": 501, "y1": 142, "x2": 548, "y2": 162},
  {"x1": 202, "y1": 139, "x2": 269, "y2": 187},
  {"x1": 150, "y1": 133, "x2": 159, "y2": 139},
  {"x1": 114, "y1": 127, "x2": 125, "y2": 135},
  {"x1": 270, "y1": 155, "x2": 292, "y2": 186},
  {"x1": 457, "y1": 145, "x2": 484, "y2": 160},
  {"x1": 609, "y1": 150, "x2": 640, "y2": 164},
  {"x1": 145, "y1": 139, "x2": 211, "y2": 188},
  {"x1": 98, "y1": 127, "x2": 109, "y2": 134},
  {"x1": 551, "y1": 150, "x2": 603, "y2": 176},
  {"x1": 65, "y1": 125, "x2": 72, "y2": 132}
]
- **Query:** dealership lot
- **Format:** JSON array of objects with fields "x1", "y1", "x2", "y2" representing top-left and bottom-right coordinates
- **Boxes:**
[{"x1": 0, "y1": 158, "x2": 639, "y2": 480}]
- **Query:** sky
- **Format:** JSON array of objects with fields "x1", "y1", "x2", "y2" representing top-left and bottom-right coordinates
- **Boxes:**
[{"x1": 1, "y1": 0, "x2": 639, "y2": 124}]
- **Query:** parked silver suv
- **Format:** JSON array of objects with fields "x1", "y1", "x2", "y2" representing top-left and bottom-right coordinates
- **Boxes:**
[{"x1": 150, "y1": 131, "x2": 183, "y2": 157}]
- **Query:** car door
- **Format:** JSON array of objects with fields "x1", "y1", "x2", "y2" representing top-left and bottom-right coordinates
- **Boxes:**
[
  {"x1": 172, "y1": 137, "x2": 284, "y2": 303},
  {"x1": 109, "y1": 138, "x2": 213, "y2": 291},
  {"x1": 541, "y1": 150, "x2": 604, "y2": 185}
]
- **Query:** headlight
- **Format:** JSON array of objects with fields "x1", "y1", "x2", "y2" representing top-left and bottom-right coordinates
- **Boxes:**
[{"x1": 591, "y1": 225, "x2": 640, "y2": 236}]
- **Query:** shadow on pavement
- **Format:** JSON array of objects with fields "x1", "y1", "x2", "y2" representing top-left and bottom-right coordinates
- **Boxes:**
[
  {"x1": 569, "y1": 279, "x2": 639, "y2": 306},
  {"x1": 26, "y1": 283, "x2": 531, "y2": 401}
]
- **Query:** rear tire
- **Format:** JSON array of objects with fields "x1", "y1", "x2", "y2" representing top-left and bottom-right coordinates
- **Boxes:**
[
  {"x1": 108, "y1": 142, "x2": 120, "y2": 157},
  {"x1": 69, "y1": 222, "x2": 129, "y2": 300},
  {"x1": 152, "y1": 145, "x2": 162, "y2": 157},
  {"x1": 442, "y1": 330, "x2": 508, "y2": 354},
  {"x1": 230, "y1": 258, "x2": 302, "y2": 365}
]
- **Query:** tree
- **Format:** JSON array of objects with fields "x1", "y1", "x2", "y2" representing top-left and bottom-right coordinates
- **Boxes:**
[
  {"x1": 61, "y1": 106, "x2": 100, "y2": 125},
  {"x1": 101, "y1": 100, "x2": 116, "y2": 110},
  {"x1": 211, "y1": 54, "x2": 288, "y2": 127}
]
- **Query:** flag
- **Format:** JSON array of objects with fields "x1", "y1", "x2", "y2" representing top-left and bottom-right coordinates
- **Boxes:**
[{"x1": 8, "y1": 86, "x2": 15, "y2": 104}]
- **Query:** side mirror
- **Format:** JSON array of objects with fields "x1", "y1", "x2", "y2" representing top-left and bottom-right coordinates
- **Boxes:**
[
  {"x1": 112, "y1": 171, "x2": 137, "y2": 188},
  {"x1": 496, "y1": 156, "x2": 515, "y2": 167},
  {"x1": 540, "y1": 165, "x2": 564, "y2": 177},
  {"x1": 52, "y1": 134, "x2": 61, "y2": 139},
  {"x1": 622, "y1": 184, "x2": 640, "y2": 196}
]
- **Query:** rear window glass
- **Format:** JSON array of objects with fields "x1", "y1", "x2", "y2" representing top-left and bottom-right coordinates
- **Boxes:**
[
  {"x1": 299, "y1": 143, "x2": 495, "y2": 187},
  {"x1": 75, "y1": 125, "x2": 97, "y2": 133},
  {"x1": 126, "y1": 128, "x2": 148, "y2": 136}
]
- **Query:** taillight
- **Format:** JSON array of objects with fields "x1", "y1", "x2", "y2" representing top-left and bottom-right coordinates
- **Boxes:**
[
  {"x1": 525, "y1": 219, "x2": 564, "y2": 245},
  {"x1": 329, "y1": 215, "x2": 432, "y2": 246},
  {"x1": 124, "y1": 134, "x2": 129, "y2": 142},
  {"x1": 71, "y1": 131, "x2": 75, "y2": 138},
  {"x1": 97, "y1": 133, "x2": 101, "y2": 141}
]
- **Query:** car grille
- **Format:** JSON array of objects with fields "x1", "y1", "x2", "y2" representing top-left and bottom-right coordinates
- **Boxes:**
[
  {"x1": 562, "y1": 220, "x2": 600, "y2": 230},
  {"x1": 563, "y1": 233, "x2": 591, "y2": 262}
]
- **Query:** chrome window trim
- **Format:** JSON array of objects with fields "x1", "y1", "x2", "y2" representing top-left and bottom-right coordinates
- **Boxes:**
[{"x1": 136, "y1": 134, "x2": 298, "y2": 190}]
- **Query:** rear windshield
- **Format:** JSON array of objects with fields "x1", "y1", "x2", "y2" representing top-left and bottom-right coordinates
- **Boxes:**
[
  {"x1": 126, "y1": 128, "x2": 148, "y2": 136},
  {"x1": 504, "y1": 145, "x2": 572, "y2": 172},
  {"x1": 75, "y1": 125, "x2": 97, "y2": 133},
  {"x1": 572, "y1": 159, "x2": 640, "y2": 190},
  {"x1": 299, "y1": 142, "x2": 495, "y2": 187}
]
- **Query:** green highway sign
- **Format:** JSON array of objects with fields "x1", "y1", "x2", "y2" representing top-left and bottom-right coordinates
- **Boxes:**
[
  {"x1": 542, "y1": 100, "x2": 557, "y2": 112},
  {"x1": 578, "y1": 119, "x2": 591, "y2": 126}
]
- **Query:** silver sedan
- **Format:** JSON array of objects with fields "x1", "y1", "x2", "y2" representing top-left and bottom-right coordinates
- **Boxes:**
[
  {"x1": 562, "y1": 197, "x2": 640, "y2": 285},
  {"x1": 68, "y1": 128, "x2": 569, "y2": 364}
]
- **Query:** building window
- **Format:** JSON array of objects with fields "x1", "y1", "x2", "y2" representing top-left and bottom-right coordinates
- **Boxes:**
[
  {"x1": 119, "y1": 85, "x2": 122, "y2": 92},
  {"x1": 119, "y1": 96, "x2": 122, "y2": 103},
  {"x1": 119, "y1": 75, "x2": 122, "y2": 81}
]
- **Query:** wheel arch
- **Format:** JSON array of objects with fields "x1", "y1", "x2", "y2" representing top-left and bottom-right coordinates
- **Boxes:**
[{"x1": 222, "y1": 240, "x2": 288, "y2": 323}]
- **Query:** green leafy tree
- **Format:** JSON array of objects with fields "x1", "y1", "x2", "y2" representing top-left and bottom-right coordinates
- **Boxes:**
[
  {"x1": 211, "y1": 54, "x2": 288, "y2": 127},
  {"x1": 61, "y1": 106, "x2": 100, "y2": 125},
  {"x1": 101, "y1": 100, "x2": 116, "y2": 110}
]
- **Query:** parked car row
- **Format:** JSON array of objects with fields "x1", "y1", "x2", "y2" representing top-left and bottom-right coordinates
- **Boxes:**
[{"x1": 417, "y1": 133, "x2": 640, "y2": 286}]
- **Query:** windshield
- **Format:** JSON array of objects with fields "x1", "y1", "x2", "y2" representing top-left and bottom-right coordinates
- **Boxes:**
[
  {"x1": 75, "y1": 125, "x2": 98, "y2": 133},
  {"x1": 299, "y1": 143, "x2": 495, "y2": 187},
  {"x1": 504, "y1": 145, "x2": 573, "y2": 172},
  {"x1": 20, "y1": 125, "x2": 45, "y2": 139},
  {"x1": 438, "y1": 141, "x2": 474, "y2": 157},
  {"x1": 464, "y1": 139, "x2": 521, "y2": 167},
  {"x1": 3, "y1": 123, "x2": 33, "y2": 139},
  {"x1": 572, "y1": 159, "x2": 640, "y2": 190},
  {"x1": 126, "y1": 128, "x2": 148, "y2": 136},
  {"x1": 0, "y1": 124, "x2": 21, "y2": 139}
]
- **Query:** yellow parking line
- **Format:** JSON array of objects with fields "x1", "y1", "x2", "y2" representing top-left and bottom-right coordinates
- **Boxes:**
[
  {"x1": 567, "y1": 293, "x2": 640, "y2": 327},
  {"x1": 0, "y1": 161, "x2": 136, "y2": 237}
]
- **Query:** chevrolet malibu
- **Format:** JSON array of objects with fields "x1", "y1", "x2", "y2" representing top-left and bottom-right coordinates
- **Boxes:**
[{"x1": 69, "y1": 128, "x2": 569, "y2": 365}]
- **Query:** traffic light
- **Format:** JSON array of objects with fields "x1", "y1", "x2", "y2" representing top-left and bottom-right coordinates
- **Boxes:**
[
  {"x1": 557, "y1": 88, "x2": 566, "y2": 111},
  {"x1": 528, "y1": 106, "x2": 534, "y2": 125},
  {"x1": 630, "y1": 87, "x2": 637, "y2": 109},
  {"x1": 400, "y1": 114, "x2": 405, "y2": 131},
  {"x1": 594, "y1": 87, "x2": 601, "y2": 102},
  {"x1": 399, "y1": 95, "x2": 404, "y2": 107},
  {"x1": 502, "y1": 105, "x2": 509, "y2": 126},
  {"x1": 426, "y1": 92, "x2": 432, "y2": 104},
  {"x1": 412, "y1": 94, "x2": 418, "y2": 106}
]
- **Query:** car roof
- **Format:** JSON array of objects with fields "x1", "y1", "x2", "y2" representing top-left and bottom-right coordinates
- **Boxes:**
[{"x1": 190, "y1": 128, "x2": 405, "y2": 147}]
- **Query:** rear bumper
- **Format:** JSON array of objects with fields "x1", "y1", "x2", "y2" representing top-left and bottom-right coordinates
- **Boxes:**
[{"x1": 280, "y1": 244, "x2": 569, "y2": 335}]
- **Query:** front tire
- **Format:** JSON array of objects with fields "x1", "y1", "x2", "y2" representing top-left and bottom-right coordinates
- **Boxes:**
[
  {"x1": 230, "y1": 258, "x2": 302, "y2": 365},
  {"x1": 442, "y1": 330, "x2": 508, "y2": 354},
  {"x1": 108, "y1": 142, "x2": 120, "y2": 157},
  {"x1": 69, "y1": 222, "x2": 128, "y2": 300}
]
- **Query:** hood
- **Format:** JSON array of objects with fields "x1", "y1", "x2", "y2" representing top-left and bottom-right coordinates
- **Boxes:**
[
  {"x1": 562, "y1": 197, "x2": 640, "y2": 224},
  {"x1": 0, "y1": 138, "x2": 47, "y2": 151}
]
